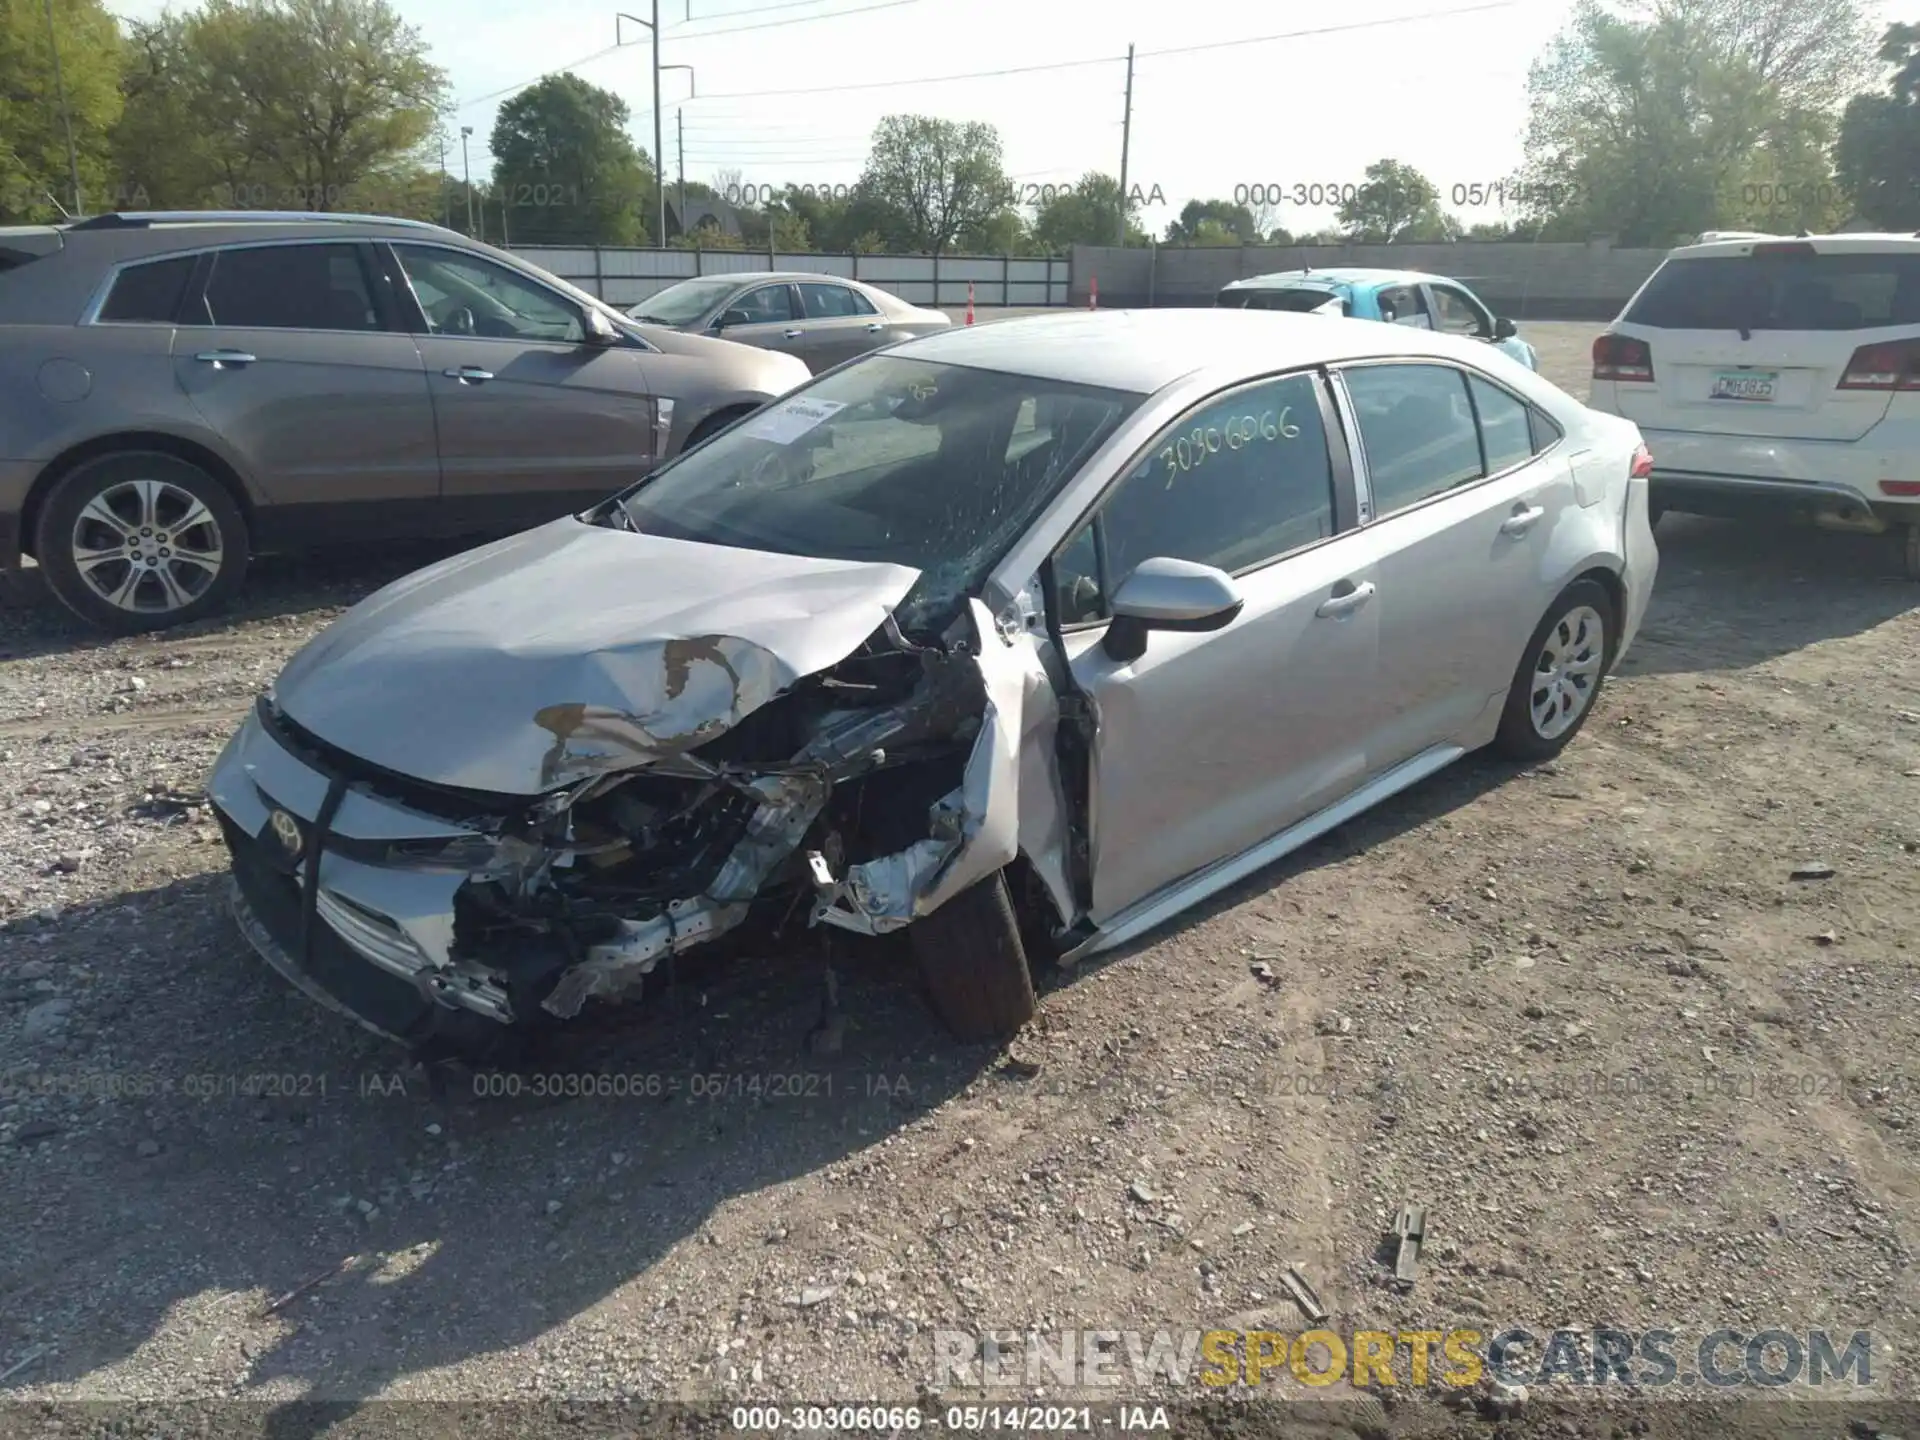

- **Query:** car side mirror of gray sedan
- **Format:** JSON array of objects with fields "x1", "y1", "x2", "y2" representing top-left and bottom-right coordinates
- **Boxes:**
[
  {"x1": 1102, "y1": 556, "x2": 1245, "y2": 664},
  {"x1": 1493, "y1": 315, "x2": 1518, "y2": 340},
  {"x1": 715, "y1": 308, "x2": 751, "y2": 331}
]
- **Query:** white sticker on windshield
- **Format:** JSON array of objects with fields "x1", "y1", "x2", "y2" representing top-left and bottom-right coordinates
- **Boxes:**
[{"x1": 741, "y1": 397, "x2": 847, "y2": 443}]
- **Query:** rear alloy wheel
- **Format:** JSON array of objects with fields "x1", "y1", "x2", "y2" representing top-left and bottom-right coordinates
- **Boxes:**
[
  {"x1": 910, "y1": 870, "x2": 1037, "y2": 1043},
  {"x1": 1494, "y1": 579, "x2": 1614, "y2": 761},
  {"x1": 36, "y1": 452, "x2": 248, "y2": 634}
]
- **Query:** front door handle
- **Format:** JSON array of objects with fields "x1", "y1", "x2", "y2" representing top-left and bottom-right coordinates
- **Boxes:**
[
  {"x1": 1500, "y1": 503, "x2": 1546, "y2": 537},
  {"x1": 1315, "y1": 580, "x2": 1376, "y2": 618},
  {"x1": 194, "y1": 350, "x2": 256, "y2": 367},
  {"x1": 866, "y1": 322, "x2": 885, "y2": 332},
  {"x1": 782, "y1": 328, "x2": 805, "y2": 339},
  {"x1": 442, "y1": 366, "x2": 494, "y2": 384}
]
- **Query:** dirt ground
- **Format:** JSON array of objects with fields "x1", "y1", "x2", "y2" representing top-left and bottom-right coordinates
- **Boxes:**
[{"x1": 3, "y1": 321, "x2": 1919, "y2": 1434}]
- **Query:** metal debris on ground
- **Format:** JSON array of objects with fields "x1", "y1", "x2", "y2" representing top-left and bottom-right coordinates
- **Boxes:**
[
  {"x1": 257, "y1": 1255, "x2": 356, "y2": 1318},
  {"x1": 1281, "y1": 1265, "x2": 1328, "y2": 1323},
  {"x1": 1392, "y1": 1204, "x2": 1426, "y2": 1288},
  {"x1": 1790, "y1": 862, "x2": 1837, "y2": 880},
  {"x1": 0, "y1": 1346, "x2": 48, "y2": 1385}
]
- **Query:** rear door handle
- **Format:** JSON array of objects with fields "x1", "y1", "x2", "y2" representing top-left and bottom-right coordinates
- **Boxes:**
[
  {"x1": 194, "y1": 350, "x2": 256, "y2": 367},
  {"x1": 442, "y1": 366, "x2": 494, "y2": 384},
  {"x1": 1315, "y1": 580, "x2": 1376, "y2": 618},
  {"x1": 1500, "y1": 503, "x2": 1546, "y2": 537},
  {"x1": 783, "y1": 328, "x2": 805, "y2": 339}
]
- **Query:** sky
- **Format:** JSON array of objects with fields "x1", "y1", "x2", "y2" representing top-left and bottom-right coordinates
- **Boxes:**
[{"x1": 107, "y1": 0, "x2": 1907, "y2": 237}]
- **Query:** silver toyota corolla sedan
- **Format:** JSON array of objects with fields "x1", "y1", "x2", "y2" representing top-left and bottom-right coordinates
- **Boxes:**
[
  {"x1": 627, "y1": 272, "x2": 950, "y2": 372},
  {"x1": 206, "y1": 308, "x2": 1657, "y2": 1058}
]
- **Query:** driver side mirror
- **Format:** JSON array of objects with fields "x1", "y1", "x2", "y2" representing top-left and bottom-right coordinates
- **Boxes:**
[
  {"x1": 582, "y1": 308, "x2": 619, "y2": 345},
  {"x1": 1493, "y1": 315, "x2": 1518, "y2": 340},
  {"x1": 1102, "y1": 556, "x2": 1245, "y2": 664},
  {"x1": 714, "y1": 308, "x2": 752, "y2": 331}
]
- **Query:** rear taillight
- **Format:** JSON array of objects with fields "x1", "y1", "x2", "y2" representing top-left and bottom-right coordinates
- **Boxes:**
[
  {"x1": 1594, "y1": 333, "x2": 1654, "y2": 382},
  {"x1": 1630, "y1": 442, "x2": 1653, "y2": 479},
  {"x1": 1881, "y1": 480, "x2": 1920, "y2": 496},
  {"x1": 1838, "y1": 340, "x2": 1920, "y2": 391}
]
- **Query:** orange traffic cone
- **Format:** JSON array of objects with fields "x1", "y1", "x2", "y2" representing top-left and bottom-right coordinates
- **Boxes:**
[
  {"x1": 966, "y1": 281, "x2": 974, "y2": 325},
  {"x1": 1089, "y1": 275, "x2": 1098, "y2": 309}
]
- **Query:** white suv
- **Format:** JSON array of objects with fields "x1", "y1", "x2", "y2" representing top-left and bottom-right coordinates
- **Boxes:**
[{"x1": 1587, "y1": 232, "x2": 1920, "y2": 577}]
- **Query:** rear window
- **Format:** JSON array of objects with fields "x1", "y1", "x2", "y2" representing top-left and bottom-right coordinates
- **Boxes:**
[
  {"x1": 1623, "y1": 251, "x2": 1920, "y2": 331},
  {"x1": 98, "y1": 255, "x2": 197, "y2": 323},
  {"x1": 1219, "y1": 287, "x2": 1348, "y2": 315}
]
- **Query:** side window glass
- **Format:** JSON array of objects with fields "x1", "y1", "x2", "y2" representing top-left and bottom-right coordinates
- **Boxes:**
[
  {"x1": 1376, "y1": 285, "x2": 1430, "y2": 327},
  {"x1": 799, "y1": 283, "x2": 860, "y2": 319},
  {"x1": 1345, "y1": 364, "x2": 1484, "y2": 516},
  {"x1": 1469, "y1": 374, "x2": 1533, "y2": 473},
  {"x1": 1053, "y1": 522, "x2": 1103, "y2": 625},
  {"x1": 1095, "y1": 373, "x2": 1338, "y2": 595},
  {"x1": 1432, "y1": 287, "x2": 1487, "y2": 336},
  {"x1": 98, "y1": 255, "x2": 197, "y2": 323},
  {"x1": 731, "y1": 285, "x2": 797, "y2": 323},
  {"x1": 1527, "y1": 406, "x2": 1564, "y2": 454},
  {"x1": 847, "y1": 287, "x2": 878, "y2": 315},
  {"x1": 391, "y1": 244, "x2": 583, "y2": 342},
  {"x1": 202, "y1": 244, "x2": 379, "y2": 331}
]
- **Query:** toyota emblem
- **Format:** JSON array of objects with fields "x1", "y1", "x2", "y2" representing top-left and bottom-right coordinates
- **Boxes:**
[{"x1": 269, "y1": 809, "x2": 303, "y2": 857}]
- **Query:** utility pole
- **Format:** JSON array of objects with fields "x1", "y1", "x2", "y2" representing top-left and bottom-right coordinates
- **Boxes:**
[
  {"x1": 42, "y1": 0, "x2": 83, "y2": 216},
  {"x1": 439, "y1": 131, "x2": 450, "y2": 228},
  {"x1": 1116, "y1": 43, "x2": 1134, "y2": 248}
]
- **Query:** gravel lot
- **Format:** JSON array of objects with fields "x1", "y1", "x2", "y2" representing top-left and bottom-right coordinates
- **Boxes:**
[{"x1": 3, "y1": 321, "x2": 1920, "y2": 1429}]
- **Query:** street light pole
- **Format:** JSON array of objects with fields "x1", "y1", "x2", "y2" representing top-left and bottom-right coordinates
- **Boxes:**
[
  {"x1": 42, "y1": 0, "x2": 83, "y2": 217},
  {"x1": 460, "y1": 126, "x2": 475, "y2": 235},
  {"x1": 439, "y1": 130, "x2": 451, "y2": 227}
]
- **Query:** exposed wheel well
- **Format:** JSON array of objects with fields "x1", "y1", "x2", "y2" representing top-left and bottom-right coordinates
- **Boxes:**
[
  {"x1": 20, "y1": 433, "x2": 254, "y2": 560},
  {"x1": 685, "y1": 403, "x2": 761, "y2": 450},
  {"x1": 1572, "y1": 565, "x2": 1627, "y2": 669}
]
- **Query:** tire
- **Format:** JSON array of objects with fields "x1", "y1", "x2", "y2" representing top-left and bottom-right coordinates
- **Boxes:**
[
  {"x1": 35, "y1": 451, "x2": 248, "y2": 634},
  {"x1": 683, "y1": 405, "x2": 757, "y2": 454},
  {"x1": 1493, "y1": 579, "x2": 1615, "y2": 762},
  {"x1": 1904, "y1": 524, "x2": 1920, "y2": 582},
  {"x1": 910, "y1": 870, "x2": 1037, "y2": 1043}
]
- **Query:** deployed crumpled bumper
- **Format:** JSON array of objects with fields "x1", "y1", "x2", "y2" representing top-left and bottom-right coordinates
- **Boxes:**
[{"x1": 207, "y1": 700, "x2": 507, "y2": 1045}]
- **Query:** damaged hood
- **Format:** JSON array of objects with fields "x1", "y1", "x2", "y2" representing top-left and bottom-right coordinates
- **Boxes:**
[{"x1": 270, "y1": 518, "x2": 921, "y2": 795}]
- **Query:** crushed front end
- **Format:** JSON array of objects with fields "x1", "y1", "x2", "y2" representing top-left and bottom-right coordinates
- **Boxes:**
[{"x1": 207, "y1": 600, "x2": 1050, "y2": 1050}]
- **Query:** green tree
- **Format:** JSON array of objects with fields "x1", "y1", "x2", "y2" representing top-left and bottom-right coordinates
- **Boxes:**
[
  {"x1": 959, "y1": 206, "x2": 1033, "y2": 253},
  {"x1": 856, "y1": 114, "x2": 1008, "y2": 252},
  {"x1": 1520, "y1": 0, "x2": 1875, "y2": 245},
  {"x1": 491, "y1": 73, "x2": 651, "y2": 245},
  {"x1": 112, "y1": 0, "x2": 445, "y2": 213},
  {"x1": 1031, "y1": 172, "x2": 1149, "y2": 251},
  {"x1": 1835, "y1": 22, "x2": 1920, "y2": 228},
  {"x1": 1336, "y1": 159, "x2": 1451, "y2": 241},
  {"x1": 1163, "y1": 198, "x2": 1258, "y2": 244},
  {"x1": 0, "y1": 0, "x2": 125, "y2": 221}
]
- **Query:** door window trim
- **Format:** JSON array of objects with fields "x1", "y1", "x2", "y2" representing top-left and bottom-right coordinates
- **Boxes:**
[
  {"x1": 1329, "y1": 356, "x2": 1558, "y2": 526},
  {"x1": 1046, "y1": 365, "x2": 1361, "y2": 631}
]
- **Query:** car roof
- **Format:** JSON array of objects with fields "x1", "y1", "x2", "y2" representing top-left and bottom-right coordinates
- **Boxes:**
[
  {"x1": 893, "y1": 307, "x2": 1511, "y2": 392},
  {"x1": 672, "y1": 271, "x2": 871, "y2": 286},
  {"x1": 1223, "y1": 267, "x2": 1447, "y2": 290},
  {"x1": 1667, "y1": 232, "x2": 1920, "y2": 258}
]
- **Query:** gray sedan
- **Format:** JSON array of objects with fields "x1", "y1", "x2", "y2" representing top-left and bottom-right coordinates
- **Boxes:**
[
  {"x1": 629, "y1": 272, "x2": 950, "y2": 372},
  {"x1": 207, "y1": 308, "x2": 1655, "y2": 1058}
]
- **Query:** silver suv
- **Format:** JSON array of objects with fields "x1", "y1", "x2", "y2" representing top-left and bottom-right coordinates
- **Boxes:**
[{"x1": 0, "y1": 211, "x2": 810, "y2": 633}]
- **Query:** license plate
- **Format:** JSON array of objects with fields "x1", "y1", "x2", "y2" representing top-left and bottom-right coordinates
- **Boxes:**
[{"x1": 1710, "y1": 370, "x2": 1777, "y2": 402}]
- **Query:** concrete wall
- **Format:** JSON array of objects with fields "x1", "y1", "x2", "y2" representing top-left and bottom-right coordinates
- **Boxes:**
[{"x1": 1070, "y1": 240, "x2": 1670, "y2": 320}]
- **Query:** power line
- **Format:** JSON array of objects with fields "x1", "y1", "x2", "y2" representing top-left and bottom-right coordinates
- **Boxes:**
[
  {"x1": 667, "y1": 0, "x2": 928, "y2": 38},
  {"x1": 686, "y1": 0, "x2": 1520, "y2": 102},
  {"x1": 456, "y1": 45, "x2": 621, "y2": 109}
]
